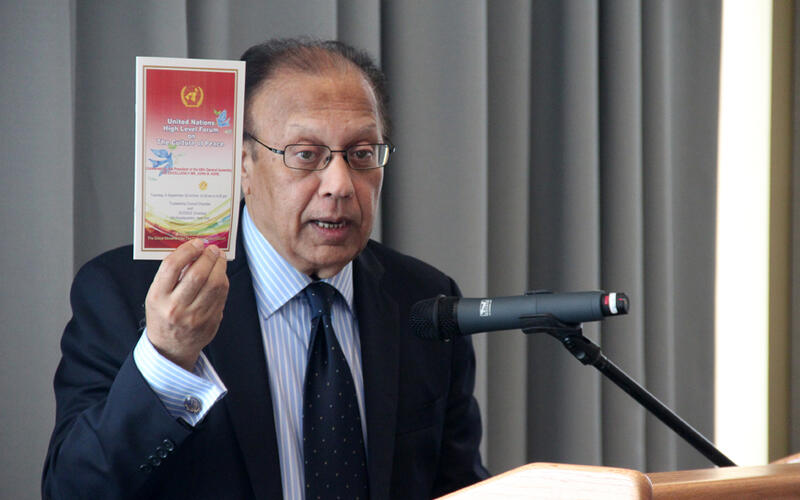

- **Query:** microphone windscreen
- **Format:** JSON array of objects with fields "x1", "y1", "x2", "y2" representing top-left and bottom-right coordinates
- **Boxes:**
[
  {"x1": 410, "y1": 295, "x2": 460, "y2": 340},
  {"x1": 410, "y1": 297, "x2": 439, "y2": 340}
]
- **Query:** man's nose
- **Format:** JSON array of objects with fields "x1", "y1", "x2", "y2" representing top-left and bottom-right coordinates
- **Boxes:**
[{"x1": 317, "y1": 152, "x2": 355, "y2": 198}]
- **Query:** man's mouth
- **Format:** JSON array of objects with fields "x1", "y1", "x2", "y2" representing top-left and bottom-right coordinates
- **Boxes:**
[{"x1": 313, "y1": 220, "x2": 347, "y2": 229}]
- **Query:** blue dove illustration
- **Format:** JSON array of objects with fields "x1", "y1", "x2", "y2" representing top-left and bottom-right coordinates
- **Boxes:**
[
  {"x1": 148, "y1": 149, "x2": 174, "y2": 176},
  {"x1": 215, "y1": 109, "x2": 230, "y2": 128}
]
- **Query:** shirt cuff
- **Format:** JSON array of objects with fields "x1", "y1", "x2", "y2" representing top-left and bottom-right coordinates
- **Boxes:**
[{"x1": 133, "y1": 330, "x2": 227, "y2": 426}]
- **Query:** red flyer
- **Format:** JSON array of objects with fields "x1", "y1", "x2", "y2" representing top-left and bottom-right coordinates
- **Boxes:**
[{"x1": 134, "y1": 57, "x2": 245, "y2": 260}]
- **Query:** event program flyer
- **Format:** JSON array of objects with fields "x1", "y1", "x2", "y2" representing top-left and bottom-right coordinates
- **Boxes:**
[{"x1": 134, "y1": 56, "x2": 245, "y2": 260}]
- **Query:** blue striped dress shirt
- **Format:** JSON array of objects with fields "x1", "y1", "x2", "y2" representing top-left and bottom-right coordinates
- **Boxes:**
[
  {"x1": 134, "y1": 206, "x2": 367, "y2": 500},
  {"x1": 133, "y1": 334, "x2": 226, "y2": 426}
]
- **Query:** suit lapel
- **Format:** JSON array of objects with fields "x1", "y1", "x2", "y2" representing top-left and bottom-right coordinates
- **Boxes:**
[
  {"x1": 353, "y1": 245, "x2": 400, "y2": 499},
  {"x1": 204, "y1": 232, "x2": 283, "y2": 499}
]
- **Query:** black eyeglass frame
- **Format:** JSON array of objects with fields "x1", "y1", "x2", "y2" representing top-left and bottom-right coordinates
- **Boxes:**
[{"x1": 244, "y1": 131, "x2": 395, "y2": 171}]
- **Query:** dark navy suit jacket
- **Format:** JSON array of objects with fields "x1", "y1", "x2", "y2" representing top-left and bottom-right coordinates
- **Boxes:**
[{"x1": 43, "y1": 231, "x2": 488, "y2": 499}]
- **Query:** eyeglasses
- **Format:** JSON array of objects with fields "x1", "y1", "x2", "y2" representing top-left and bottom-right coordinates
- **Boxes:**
[{"x1": 244, "y1": 132, "x2": 395, "y2": 171}]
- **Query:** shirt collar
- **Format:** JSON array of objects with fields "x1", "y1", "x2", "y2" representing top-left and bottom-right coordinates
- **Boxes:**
[{"x1": 241, "y1": 205, "x2": 354, "y2": 319}]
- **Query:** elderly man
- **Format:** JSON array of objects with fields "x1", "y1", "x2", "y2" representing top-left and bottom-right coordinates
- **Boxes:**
[{"x1": 44, "y1": 39, "x2": 487, "y2": 499}]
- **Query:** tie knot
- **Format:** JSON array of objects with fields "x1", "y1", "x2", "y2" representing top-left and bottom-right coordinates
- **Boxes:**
[{"x1": 303, "y1": 281, "x2": 337, "y2": 319}]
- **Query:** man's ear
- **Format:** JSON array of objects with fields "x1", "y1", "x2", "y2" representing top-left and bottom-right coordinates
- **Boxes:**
[{"x1": 241, "y1": 144, "x2": 253, "y2": 196}]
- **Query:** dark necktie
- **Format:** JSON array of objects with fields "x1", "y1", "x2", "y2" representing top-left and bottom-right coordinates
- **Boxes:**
[{"x1": 302, "y1": 282, "x2": 369, "y2": 500}]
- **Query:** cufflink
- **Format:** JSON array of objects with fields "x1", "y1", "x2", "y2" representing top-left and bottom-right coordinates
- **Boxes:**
[{"x1": 183, "y1": 396, "x2": 202, "y2": 414}]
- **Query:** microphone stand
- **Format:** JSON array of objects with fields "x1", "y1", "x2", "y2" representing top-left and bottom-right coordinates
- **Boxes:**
[{"x1": 520, "y1": 315, "x2": 736, "y2": 468}]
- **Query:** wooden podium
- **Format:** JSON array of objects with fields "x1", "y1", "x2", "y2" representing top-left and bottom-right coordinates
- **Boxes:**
[{"x1": 438, "y1": 460, "x2": 800, "y2": 499}]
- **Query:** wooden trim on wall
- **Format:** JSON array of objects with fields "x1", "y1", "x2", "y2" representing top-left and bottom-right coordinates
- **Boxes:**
[
  {"x1": 790, "y1": 0, "x2": 800, "y2": 456},
  {"x1": 769, "y1": 0, "x2": 796, "y2": 462}
]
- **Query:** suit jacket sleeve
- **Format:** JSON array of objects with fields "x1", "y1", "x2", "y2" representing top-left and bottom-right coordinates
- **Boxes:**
[{"x1": 42, "y1": 254, "x2": 192, "y2": 499}]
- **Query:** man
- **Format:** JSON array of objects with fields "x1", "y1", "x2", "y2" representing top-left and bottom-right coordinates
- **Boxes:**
[{"x1": 44, "y1": 39, "x2": 487, "y2": 499}]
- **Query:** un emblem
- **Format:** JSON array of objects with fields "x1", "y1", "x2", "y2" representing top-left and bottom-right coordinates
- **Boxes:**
[{"x1": 180, "y1": 85, "x2": 204, "y2": 107}]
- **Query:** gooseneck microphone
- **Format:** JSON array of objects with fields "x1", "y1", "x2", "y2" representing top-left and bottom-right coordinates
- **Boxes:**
[
  {"x1": 410, "y1": 291, "x2": 629, "y2": 341},
  {"x1": 409, "y1": 290, "x2": 738, "y2": 468}
]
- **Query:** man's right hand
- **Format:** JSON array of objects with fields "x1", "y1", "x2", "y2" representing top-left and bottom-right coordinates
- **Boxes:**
[{"x1": 145, "y1": 239, "x2": 229, "y2": 371}]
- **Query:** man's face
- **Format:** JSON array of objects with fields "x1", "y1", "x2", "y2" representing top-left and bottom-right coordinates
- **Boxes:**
[{"x1": 242, "y1": 68, "x2": 384, "y2": 278}]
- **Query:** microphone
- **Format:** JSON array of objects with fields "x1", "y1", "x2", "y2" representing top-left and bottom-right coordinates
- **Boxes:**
[{"x1": 410, "y1": 291, "x2": 629, "y2": 341}]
